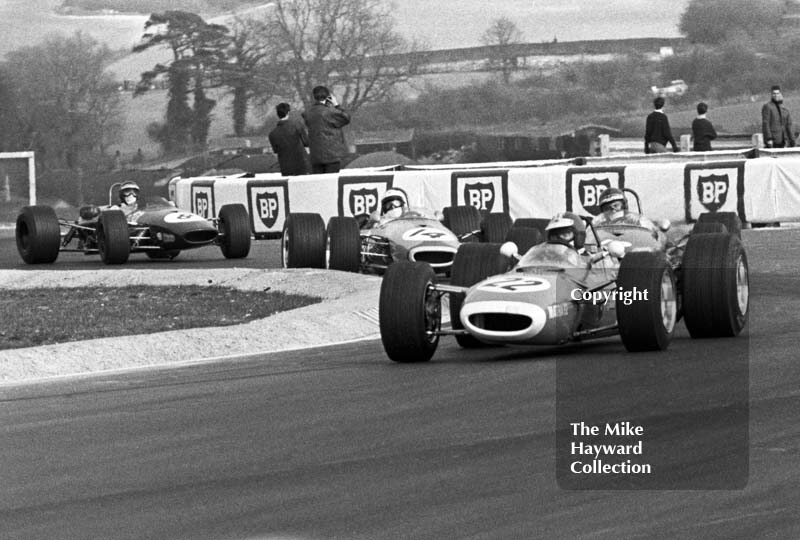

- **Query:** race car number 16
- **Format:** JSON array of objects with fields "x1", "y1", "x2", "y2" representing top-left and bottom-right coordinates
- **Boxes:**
[{"x1": 479, "y1": 276, "x2": 551, "y2": 293}]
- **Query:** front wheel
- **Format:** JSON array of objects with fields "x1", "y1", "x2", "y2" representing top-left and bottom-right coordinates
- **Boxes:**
[
  {"x1": 282, "y1": 213, "x2": 326, "y2": 268},
  {"x1": 218, "y1": 204, "x2": 251, "y2": 259},
  {"x1": 616, "y1": 251, "x2": 677, "y2": 352},
  {"x1": 97, "y1": 210, "x2": 130, "y2": 265},
  {"x1": 379, "y1": 262, "x2": 441, "y2": 362},
  {"x1": 327, "y1": 216, "x2": 361, "y2": 272}
]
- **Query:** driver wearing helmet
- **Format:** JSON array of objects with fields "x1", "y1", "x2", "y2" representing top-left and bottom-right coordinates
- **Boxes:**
[
  {"x1": 545, "y1": 211, "x2": 587, "y2": 251},
  {"x1": 365, "y1": 188, "x2": 409, "y2": 227},
  {"x1": 115, "y1": 180, "x2": 141, "y2": 218},
  {"x1": 593, "y1": 187, "x2": 657, "y2": 232}
]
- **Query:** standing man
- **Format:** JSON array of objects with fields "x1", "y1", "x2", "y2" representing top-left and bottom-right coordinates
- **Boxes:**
[
  {"x1": 762, "y1": 85, "x2": 795, "y2": 148},
  {"x1": 691, "y1": 102, "x2": 717, "y2": 151},
  {"x1": 303, "y1": 85, "x2": 351, "y2": 174},
  {"x1": 644, "y1": 96, "x2": 678, "y2": 153},
  {"x1": 268, "y1": 102, "x2": 310, "y2": 176}
]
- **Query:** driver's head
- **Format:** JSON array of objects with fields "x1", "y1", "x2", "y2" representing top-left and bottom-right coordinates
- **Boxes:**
[
  {"x1": 545, "y1": 212, "x2": 586, "y2": 249},
  {"x1": 598, "y1": 188, "x2": 627, "y2": 221},
  {"x1": 380, "y1": 189, "x2": 407, "y2": 220},
  {"x1": 119, "y1": 181, "x2": 140, "y2": 206}
]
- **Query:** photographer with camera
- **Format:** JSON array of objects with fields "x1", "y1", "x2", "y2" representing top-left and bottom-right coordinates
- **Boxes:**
[{"x1": 302, "y1": 85, "x2": 351, "y2": 174}]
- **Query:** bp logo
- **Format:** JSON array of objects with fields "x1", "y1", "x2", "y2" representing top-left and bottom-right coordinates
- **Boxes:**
[
  {"x1": 349, "y1": 188, "x2": 380, "y2": 216},
  {"x1": 194, "y1": 192, "x2": 211, "y2": 218},
  {"x1": 463, "y1": 182, "x2": 496, "y2": 211},
  {"x1": 578, "y1": 178, "x2": 611, "y2": 215},
  {"x1": 255, "y1": 191, "x2": 280, "y2": 228},
  {"x1": 696, "y1": 173, "x2": 729, "y2": 212}
]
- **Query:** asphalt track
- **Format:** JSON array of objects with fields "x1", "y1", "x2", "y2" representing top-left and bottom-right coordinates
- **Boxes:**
[{"x1": 1, "y1": 229, "x2": 800, "y2": 539}]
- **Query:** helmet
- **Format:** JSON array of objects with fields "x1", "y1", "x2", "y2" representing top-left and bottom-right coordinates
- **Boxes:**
[
  {"x1": 119, "y1": 181, "x2": 140, "y2": 204},
  {"x1": 380, "y1": 189, "x2": 408, "y2": 220},
  {"x1": 598, "y1": 188, "x2": 627, "y2": 211},
  {"x1": 545, "y1": 212, "x2": 586, "y2": 249}
]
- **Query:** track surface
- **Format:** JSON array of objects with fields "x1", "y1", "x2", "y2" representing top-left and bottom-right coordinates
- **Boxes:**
[{"x1": 1, "y1": 229, "x2": 800, "y2": 539}]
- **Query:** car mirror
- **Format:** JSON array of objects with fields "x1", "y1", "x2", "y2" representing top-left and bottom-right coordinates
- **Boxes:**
[
  {"x1": 500, "y1": 241, "x2": 520, "y2": 259},
  {"x1": 606, "y1": 240, "x2": 627, "y2": 259},
  {"x1": 656, "y1": 218, "x2": 671, "y2": 232}
]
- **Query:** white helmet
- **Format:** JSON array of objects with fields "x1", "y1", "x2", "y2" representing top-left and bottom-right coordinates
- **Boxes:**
[
  {"x1": 119, "y1": 181, "x2": 140, "y2": 204},
  {"x1": 380, "y1": 189, "x2": 407, "y2": 220}
]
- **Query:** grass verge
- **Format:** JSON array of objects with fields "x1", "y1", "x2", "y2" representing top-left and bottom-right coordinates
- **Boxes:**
[{"x1": 0, "y1": 286, "x2": 321, "y2": 350}]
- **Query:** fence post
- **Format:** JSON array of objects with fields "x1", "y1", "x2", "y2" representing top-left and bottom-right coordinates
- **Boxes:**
[
  {"x1": 680, "y1": 134, "x2": 692, "y2": 152},
  {"x1": 752, "y1": 133, "x2": 764, "y2": 148},
  {"x1": 598, "y1": 134, "x2": 610, "y2": 157}
]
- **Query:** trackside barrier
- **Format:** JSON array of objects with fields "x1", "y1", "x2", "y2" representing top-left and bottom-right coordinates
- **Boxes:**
[{"x1": 170, "y1": 153, "x2": 800, "y2": 239}]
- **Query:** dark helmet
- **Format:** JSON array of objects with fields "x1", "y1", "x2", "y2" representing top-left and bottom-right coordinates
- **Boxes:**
[
  {"x1": 598, "y1": 188, "x2": 627, "y2": 211},
  {"x1": 119, "y1": 180, "x2": 140, "y2": 203},
  {"x1": 545, "y1": 211, "x2": 586, "y2": 249}
]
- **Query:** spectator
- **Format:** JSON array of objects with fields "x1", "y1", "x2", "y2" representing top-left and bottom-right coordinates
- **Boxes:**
[
  {"x1": 268, "y1": 102, "x2": 310, "y2": 176},
  {"x1": 762, "y1": 85, "x2": 795, "y2": 148},
  {"x1": 303, "y1": 85, "x2": 351, "y2": 174},
  {"x1": 691, "y1": 102, "x2": 717, "y2": 152},
  {"x1": 132, "y1": 148, "x2": 144, "y2": 164},
  {"x1": 644, "y1": 96, "x2": 678, "y2": 154}
]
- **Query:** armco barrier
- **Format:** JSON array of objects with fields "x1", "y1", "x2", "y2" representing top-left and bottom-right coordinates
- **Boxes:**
[{"x1": 170, "y1": 151, "x2": 800, "y2": 239}]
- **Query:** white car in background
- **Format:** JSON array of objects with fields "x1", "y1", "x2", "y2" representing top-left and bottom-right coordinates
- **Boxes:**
[{"x1": 651, "y1": 79, "x2": 688, "y2": 97}]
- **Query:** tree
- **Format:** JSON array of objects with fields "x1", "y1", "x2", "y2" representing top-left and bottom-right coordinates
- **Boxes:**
[
  {"x1": 251, "y1": 0, "x2": 416, "y2": 111},
  {"x1": 679, "y1": 0, "x2": 784, "y2": 45},
  {"x1": 133, "y1": 11, "x2": 231, "y2": 152},
  {"x1": 4, "y1": 32, "x2": 122, "y2": 173},
  {"x1": 481, "y1": 16, "x2": 524, "y2": 84}
]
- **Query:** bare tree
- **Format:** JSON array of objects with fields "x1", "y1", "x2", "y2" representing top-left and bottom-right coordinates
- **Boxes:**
[
  {"x1": 251, "y1": 0, "x2": 417, "y2": 111},
  {"x1": 4, "y1": 32, "x2": 122, "y2": 172},
  {"x1": 481, "y1": 16, "x2": 524, "y2": 84}
]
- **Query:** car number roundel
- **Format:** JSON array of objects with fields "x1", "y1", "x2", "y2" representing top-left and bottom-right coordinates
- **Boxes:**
[
  {"x1": 402, "y1": 227, "x2": 452, "y2": 241},
  {"x1": 164, "y1": 212, "x2": 206, "y2": 223},
  {"x1": 478, "y1": 276, "x2": 551, "y2": 293}
]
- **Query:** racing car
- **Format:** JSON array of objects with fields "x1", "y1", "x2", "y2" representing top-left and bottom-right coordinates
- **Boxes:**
[
  {"x1": 15, "y1": 183, "x2": 251, "y2": 265},
  {"x1": 280, "y1": 196, "x2": 527, "y2": 274},
  {"x1": 378, "y1": 208, "x2": 749, "y2": 362}
]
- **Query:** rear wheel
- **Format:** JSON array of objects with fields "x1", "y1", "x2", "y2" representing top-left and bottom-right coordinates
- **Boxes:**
[
  {"x1": 379, "y1": 262, "x2": 441, "y2": 362},
  {"x1": 327, "y1": 216, "x2": 361, "y2": 272},
  {"x1": 692, "y1": 222, "x2": 726, "y2": 235},
  {"x1": 15, "y1": 205, "x2": 61, "y2": 264},
  {"x1": 616, "y1": 252, "x2": 677, "y2": 352},
  {"x1": 450, "y1": 243, "x2": 511, "y2": 348},
  {"x1": 443, "y1": 205, "x2": 482, "y2": 241},
  {"x1": 97, "y1": 210, "x2": 130, "y2": 265},
  {"x1": 218, "y1": 203, "x2": 251, "y2": 259},
  {"x1": 697, "y1": 212, "x2": 742, "y2": 239},
  {"x1": 481, "y1": 212, "x2": 513, "y2": 243},
  {"x1": 282, "y1": 213, "x2": 326, "y2": 268},
  {"x1": 682, "y1": 233, "x2": 749, "y2": 338}
]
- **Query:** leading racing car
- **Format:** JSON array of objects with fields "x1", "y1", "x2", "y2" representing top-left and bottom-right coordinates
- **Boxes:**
[
  {"x1": 378, "y1": 208, "x2": 749, "y2": 362},
  {"x1": 15, "y1": 182, "x2": 251, "y2": 265}
]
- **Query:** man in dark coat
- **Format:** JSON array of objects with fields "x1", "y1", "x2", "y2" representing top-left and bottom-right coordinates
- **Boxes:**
[
  {"x1": 691, "y1": 102, "x2": 717, "y2": 152},
  {"x1": 644, "y1": 96, "x2": 678, "y2": 153},
  {"x1": 303, "y1": 85, "x2": 351, "y2": 174},
  {"x1": 268, "y1": 102, "x2": 310, "y2": 176},
  {"x1": 762, "y1": 85, "x2": 795, "y2": 148}
]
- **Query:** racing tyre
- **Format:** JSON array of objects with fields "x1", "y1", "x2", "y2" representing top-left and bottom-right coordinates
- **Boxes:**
[
  {"x1": 218, "y1": 204, "x2": 251, "y2": 259},
  {"x1": 146, "y1": 250, "x2": 181, "y2": 260},
  {"x1": 97, "y1": 210, "x2": 130, "y2": 265},
  {"x1": 282, "y1": 213, "x2": 326, "y2": 268},
  {"x1": 481, "y1": 212, "x2": 513, "y2": 243},
  {"x1": 697, "y1": 212, "x2": 742, "y2": 240},
  {"x1": 682, "y1": 233, "x2": 749, "y2": 338},
  {"x1": 379, "y1": 262, "x2": 440, "y2": 362},
  {"x1": 450, "y1": 242, "x2": 511, "y2": 348},
  {"x1": 15, "y1": 205, "x2": 61, "y2": 264},
  {"x1": 616, "y1": 251, "x2": 677, "y2": 352},
  {"x1": 512, "y1": 217, "x2": 550, "y2": 238},
  {"x1": 443, "y1": 205, "x2": 482, "y2": 242},
  {"x1": 327, "y1": 216, "x2": 361, "y2": 272},
  {"x1": 504, "y1": 226, "x2": 543, "y2": 254}
]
